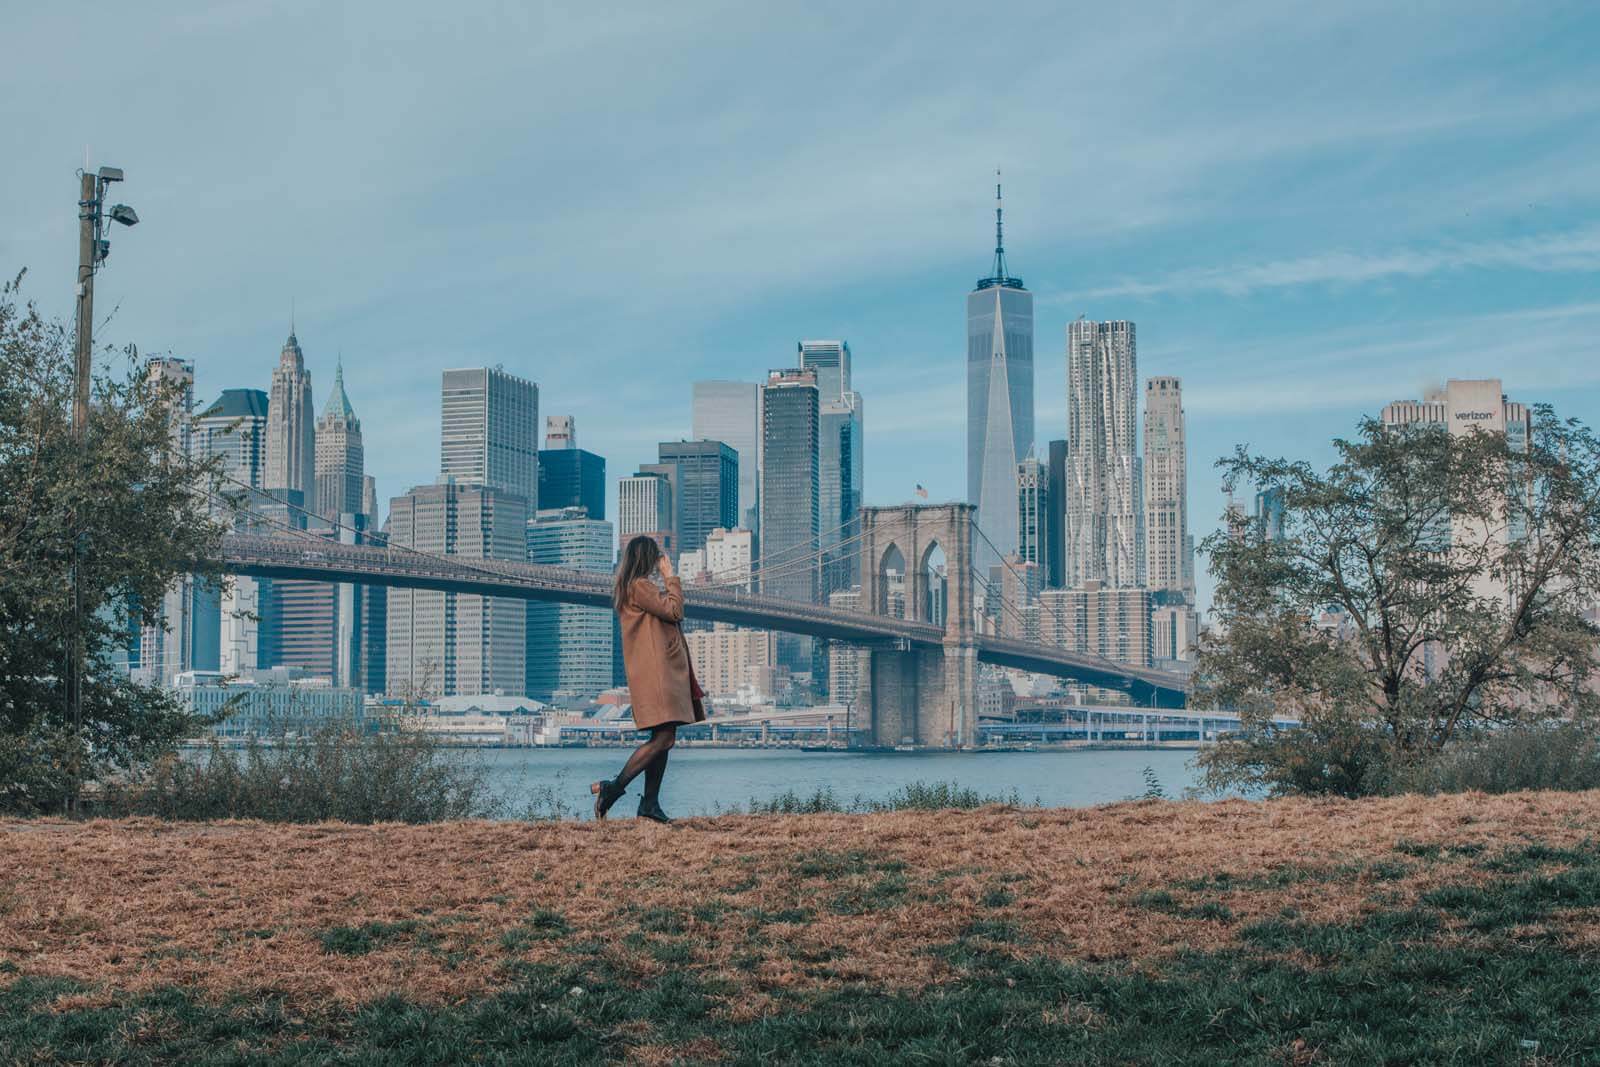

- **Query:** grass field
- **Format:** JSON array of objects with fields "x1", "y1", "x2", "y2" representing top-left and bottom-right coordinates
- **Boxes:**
[{"x1": 4, "y1": 791, "x2": 1599, "y2": 1064}]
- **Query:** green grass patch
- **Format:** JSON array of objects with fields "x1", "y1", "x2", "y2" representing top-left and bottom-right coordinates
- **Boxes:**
[
  {"x1": 631, "y1": 937, "x2": 693, "y2": 965},
  {"x1": 316, "y1": 919, "x2": 435, "y2": 956},
  {"x1": 1481, "y1": 842, "x2": 1592, "y2": 874},
  {"x1": 499, "y1": 907, "x2": 570, "y2": 953},
  {"x1": 1393, "y1": 838, "x2": 1486, "y2": 860},
  {"x1": 1134, "y1": 889, "x2": 1235, "y2": 923},
  {"x1": 790, "y1": 848, "x2": 906, "y2": 879},
  {"x1": 1175, "y1": 865, "x2": 1326, "y2": 891},
  {"x1": 745, "y1": 906, "x2": 815, "y2": 926},
  {"x1": 691, "y1": 901, "x2": 730, "y2": 926},
  {"x1": 633, "y1": 907, "x2": 685, "y2": 935},
  {"x1": 827, "y1": 872, "x2": 909, "y2": 916},
  {"x1": 979, "y1": 886, "x2": 1015, "y2": 908}
]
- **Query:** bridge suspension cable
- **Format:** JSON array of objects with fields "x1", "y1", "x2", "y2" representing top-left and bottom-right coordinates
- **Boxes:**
[
  {"x1": 692, "y1": 512, "x2": 874, "y2": 593},
  {"x1": 968, "y1": 563, "x2": 1034, "y2": 636},
  {"x1": 969, "y1": 518, "x2": 1074, "y2": 643},
  {"x1": 967, "y1": 517, "x2": 1154, "y2": 682},
  {"x1": 697, "y1": 525, "x2": 872, "y2": 594}
]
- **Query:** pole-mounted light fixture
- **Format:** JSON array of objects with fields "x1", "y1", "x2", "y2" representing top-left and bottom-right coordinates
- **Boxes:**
[{"x1": 66, "y1": 162, "x2": 139, "y2": 813}]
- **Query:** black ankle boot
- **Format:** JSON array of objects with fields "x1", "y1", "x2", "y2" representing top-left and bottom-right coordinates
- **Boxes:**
[
  {"x1": 637, "y1": 797, "x2": 673, "y2": 824},
  {"x1": 591, "y1": 778, "x2": 626, "y2": 820}
]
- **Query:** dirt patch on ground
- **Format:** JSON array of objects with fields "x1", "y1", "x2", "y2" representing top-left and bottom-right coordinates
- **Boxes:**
[{"x1": 3, "y1": 791, "x2": 1596, "y2": 1009}]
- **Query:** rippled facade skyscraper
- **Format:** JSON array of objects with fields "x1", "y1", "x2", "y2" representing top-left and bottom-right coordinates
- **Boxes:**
[
  {"x1": 967, "y1": 183, "x2": 1033, "y2": 571},
  {"x1": 1066, "y1": 319, "x2": 1142, "y2": 588}
]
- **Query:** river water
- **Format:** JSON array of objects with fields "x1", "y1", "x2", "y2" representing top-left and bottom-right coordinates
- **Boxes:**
[{"x1": 474, "y1": 745, "x2": 1204, "y2": 819}]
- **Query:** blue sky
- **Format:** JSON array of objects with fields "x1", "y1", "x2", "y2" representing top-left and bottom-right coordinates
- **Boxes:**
[{"x1": 6, "y1": 2, "x2": 1599, "y2": 609}]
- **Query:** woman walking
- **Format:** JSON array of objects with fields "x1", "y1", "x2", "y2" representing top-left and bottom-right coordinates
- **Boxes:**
[{"x1": 591, "y1": 535, "x2": 706, "y2": 822}]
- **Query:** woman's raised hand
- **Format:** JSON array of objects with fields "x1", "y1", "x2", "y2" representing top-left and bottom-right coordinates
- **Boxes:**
[{"x1": 657, "y1": 553, "x2": 675, "y2": 579}]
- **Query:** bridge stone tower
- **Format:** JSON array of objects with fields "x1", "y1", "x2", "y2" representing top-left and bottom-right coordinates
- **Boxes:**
[{"x1": 855, "y1": 503, "x2": 979, "y2": 747}]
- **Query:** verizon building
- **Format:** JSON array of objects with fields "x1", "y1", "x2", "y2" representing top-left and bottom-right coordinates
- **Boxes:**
[
  {"x1": 1381, "y1": 379, "x2": 1531, "y2": 604},
  {"x1": 1380, "y1": 378, "x2": 1530, "y2": 448}
]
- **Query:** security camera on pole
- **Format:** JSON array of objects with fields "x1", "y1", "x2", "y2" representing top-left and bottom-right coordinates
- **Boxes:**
[
  {"x1": 67, "y1": 163, "x2": 137, "y2": 810},
  {"x1": 74, "y1": 165, "x2": 137, "y2": 434}
]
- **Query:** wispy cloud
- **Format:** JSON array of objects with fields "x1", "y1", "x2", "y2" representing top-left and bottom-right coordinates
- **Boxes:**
[
  {"x1": 1173, "y1": 299, "x2": 1600, "y2": 417},
  {"x1": 1069, "y1": 227, "x2": 1600, "y2": 301}
]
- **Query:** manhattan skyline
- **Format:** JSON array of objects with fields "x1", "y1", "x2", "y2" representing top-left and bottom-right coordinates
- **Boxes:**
[{"x1": 5, "y1": 3, "x2": 1600, "y2": 614}]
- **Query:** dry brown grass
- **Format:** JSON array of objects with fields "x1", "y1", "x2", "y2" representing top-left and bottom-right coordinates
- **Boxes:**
[{"x1": 3, "y1": 791, "x2": 1597, "y2": 1012}]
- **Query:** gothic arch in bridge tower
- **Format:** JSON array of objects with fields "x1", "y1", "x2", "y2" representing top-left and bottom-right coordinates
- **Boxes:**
[
  {"x1": 856, "y1": 503, "x2": 978, "y2": 747},
  {"x1": 919, "y1": 540, "x2": 948, "y2": 628},
  {"x1": 875, "y1": 543, "x2": 907, "y2": 618}
]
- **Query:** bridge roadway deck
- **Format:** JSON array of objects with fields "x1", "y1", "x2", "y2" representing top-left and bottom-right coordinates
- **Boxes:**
[{"x1": 220, "y1": 534, "x2": 1190, "y2": 706}]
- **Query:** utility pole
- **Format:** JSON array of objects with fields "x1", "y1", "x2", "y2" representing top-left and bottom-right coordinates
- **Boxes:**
[
  {"x1": 74, "y1": 171, "x2": 97, "y2": 435},
  {"x1": 65, "y1": 171, "x2": 97, "y2": 812},
  {"x1": 65, "y1": 165, "x2": 137, "y2": 812}
]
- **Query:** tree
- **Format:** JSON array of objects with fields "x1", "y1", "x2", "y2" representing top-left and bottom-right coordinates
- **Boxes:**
[
  {"x1": 0, "y1": 273, "x2": 230, "y2": 812},
  {"x1": 1196, "y1": 412, "x2": 1600, "y2": 797}
]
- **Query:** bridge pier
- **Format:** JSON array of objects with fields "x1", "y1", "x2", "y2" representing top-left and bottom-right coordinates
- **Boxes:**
[{"x1": 858, "y1": 641, "x2": 980, "y2": 748}]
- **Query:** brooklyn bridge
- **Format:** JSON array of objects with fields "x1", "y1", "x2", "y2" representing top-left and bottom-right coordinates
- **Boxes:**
[{"x1": 221, "y1": 502, "x2": 1192, "y2": 747}]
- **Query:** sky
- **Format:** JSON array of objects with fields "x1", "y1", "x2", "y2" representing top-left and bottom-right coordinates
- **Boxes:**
[{"x1": 5, "y1": 1, "x2": 1599, "y2": 610}]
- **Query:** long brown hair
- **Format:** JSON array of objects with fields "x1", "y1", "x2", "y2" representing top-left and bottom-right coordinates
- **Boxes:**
[{"x1": 613, "y1": 535, "x2": 663, "y2": 612}]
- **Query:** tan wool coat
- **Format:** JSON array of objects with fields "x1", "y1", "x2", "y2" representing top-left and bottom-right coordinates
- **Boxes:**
[{"x1": 619, "y1": 576, "x2": 706, "y2": 730}]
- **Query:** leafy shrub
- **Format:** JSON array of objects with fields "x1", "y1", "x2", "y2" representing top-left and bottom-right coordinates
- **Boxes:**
[
  {"x1": 742, "y1": 780, "x2": 1026, "y2": 816},
  {"x1": 1391, "y1": 722, "x2": 1600, "y2": 795},
  {"x1": 746, "y1": 787, "x2": 847, "y2": 814},
  {"x1": 1196, "y1": 708, "x2": 1394, "y2": 798},
  {"x1": 869, "y1": 780, "x2": 1022, "y2": 811},
  {"x1": 104, "y1": 719, "x2": 497, "y2": 823}
]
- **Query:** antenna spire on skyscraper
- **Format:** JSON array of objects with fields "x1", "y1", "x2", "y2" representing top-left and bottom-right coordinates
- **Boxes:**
[
  {"x1": 993, "y1": 168, "x2": 1007, "y2": 280},
  {"x1": 977, "y1": 170, "x2": 1021, "y2": 290}
]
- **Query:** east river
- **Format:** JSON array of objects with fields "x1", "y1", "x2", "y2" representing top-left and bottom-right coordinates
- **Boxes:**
[{"x1": 472, "y1": 745, "x2": 1206, "y2": 818}]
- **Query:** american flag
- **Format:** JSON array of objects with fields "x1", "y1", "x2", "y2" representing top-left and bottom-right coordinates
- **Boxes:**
[{"x1": 914, "y1": 484, "x2": 928, "y2": 499}]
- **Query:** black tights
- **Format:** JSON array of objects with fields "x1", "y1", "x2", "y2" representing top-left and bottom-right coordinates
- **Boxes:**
[{"x1": 613, "y1": 724, "x2": 676, "y2": 803}]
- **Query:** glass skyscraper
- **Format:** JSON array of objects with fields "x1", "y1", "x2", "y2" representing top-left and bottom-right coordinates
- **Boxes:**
[
  {"x1": 658, "y1": 440, "x2": 739, "y2": 558},
  {"x1": 691, "y1": 381, "x2": 762, "y2": 535},
  {"x1": 1017, "y1": 455, "x2": 1049, "y2": 570},
  {"x1": 538, "y1": 448, "x2": 606, "y2": 520},
  {"x1": 798, "y1": 341, "x2": 864, "y2": 596},
  {"x1": 526, "y1": 508, "x2": 615, "y2": 701},
  {"x1": 798, "y1": 340, "x2": 849, "y2": 404},
  {"x1": 967, "y1": 184, "x2": 1033, "y2": 571},
  {"x1": 1046, "y1": 439, "x2": 1067, "y2": 589},
  {"x1": 194, "y1": 388, "x2": 269, "y2": 492},
  {"x1": 759, "y1": 369, "x2": 820, "y2": 604}
]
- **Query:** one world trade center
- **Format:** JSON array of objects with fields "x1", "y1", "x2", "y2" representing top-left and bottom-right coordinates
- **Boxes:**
[{"x1": 966, "y1": 179, "x2": 1033, "y2": 572}]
